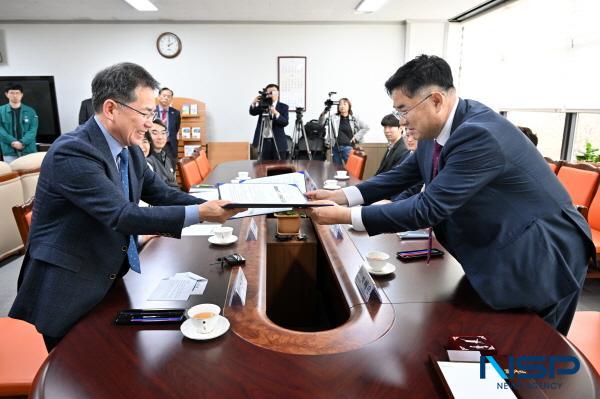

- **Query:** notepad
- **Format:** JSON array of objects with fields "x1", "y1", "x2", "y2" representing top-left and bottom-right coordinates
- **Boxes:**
[{"x1": 435, "y1": 361, "x2": 517, "y2": 399}]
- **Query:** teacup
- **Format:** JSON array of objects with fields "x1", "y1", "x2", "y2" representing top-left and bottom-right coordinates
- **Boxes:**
[
  {"x1": 212, "y1": 226, "x2": 233, "y2": 242},
  {"x1": 335, "y1": 170, "x2": 348, "y2": 178},
  {"x1": 366, "y1": 250, "x2": 390, "y2": 271},
  {"x1": 187, "y1": 304, "x2": 221, "y2": 334},
  {"x1": 324, "y1": 179, "x2": 338, "y2": 188},
  {"x1": 237, "y1": 171, "x2": 249, "y2": 179},
  {"x1": 230, "y1": 179, "x2": 240, "y2": 184}
]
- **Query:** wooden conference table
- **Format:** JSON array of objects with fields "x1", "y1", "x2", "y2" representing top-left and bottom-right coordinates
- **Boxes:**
[{"x1": 32, "y1": 160, "x2": 599, "y2": 398}]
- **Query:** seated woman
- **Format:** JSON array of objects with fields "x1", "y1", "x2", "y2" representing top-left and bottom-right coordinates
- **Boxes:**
[
  {"x1": 147, "y1": 119, "x2": 179, "y2": 188},
  {"x1": 319, "y1": 98, "x2": 369, "y2": 164}
]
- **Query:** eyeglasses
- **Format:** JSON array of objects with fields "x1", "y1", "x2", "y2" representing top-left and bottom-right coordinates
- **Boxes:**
[
  {"x1": 392, "y1": 93, "x2": 432, "y2": 122},
  {"x1": 150, "y1": 129, "x2": 168, "y2": 137},
  {"x1": 113, "y1": 99, "x2": 156, "y2": 121}
]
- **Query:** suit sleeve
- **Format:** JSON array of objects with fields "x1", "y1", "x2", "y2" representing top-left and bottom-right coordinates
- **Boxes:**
[
  {"x1": 249, "y1": 105, "x2": 262, "y2": 116},
  {"x1": 361, "y1": 128, "x2": 505, "y2": 235},
  {"x1": 352, "y1": 116, "x2": 369, "y2": 142},
  {"x1": 173, "y1": 109, "x2": 181, "y2": 136},
  {"x1": 53, "y1": 143, "x2": 193, "y2": 237}
]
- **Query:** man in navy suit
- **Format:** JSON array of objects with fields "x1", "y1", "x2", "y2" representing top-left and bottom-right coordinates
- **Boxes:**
[
  {"x1": 250, "y1": 83, "x2": 289, "y2": 160},
  {"x1": 9, "y1": 63, "x2": 243, "y2": 350},
  {"x1": 307, "y1": 55, "x2": 594, "y2": 334},
  {"x1": 155, "y1": 87, "x2": 181, "y2": 162}
]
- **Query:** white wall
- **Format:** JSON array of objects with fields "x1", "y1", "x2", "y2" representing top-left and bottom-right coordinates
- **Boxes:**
[{"x1": 0, "y1": 22, "x2": 406, "y2": 143}]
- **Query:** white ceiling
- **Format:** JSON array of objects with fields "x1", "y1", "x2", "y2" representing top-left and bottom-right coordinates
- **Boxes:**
[{"x1": 0, "y1": 0, "x2": 484, "y2": 22}]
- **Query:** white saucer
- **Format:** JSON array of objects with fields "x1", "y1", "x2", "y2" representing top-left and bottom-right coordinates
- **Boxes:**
[
  {"x1": 324, "y1": 185, "x2": 341, "y2": 190},
  {"x1": 180, "y1": 316, "x2": 230, "y2": 340},
  {"x1": 334, "y1": 175, "x2": 350, "y2": 180},
  {"x1": 365, "y1": 262, "x2": 396, "y2": 276},
  {"x1": 208, "y1": 235, "x2": 238, "y2": 245}
]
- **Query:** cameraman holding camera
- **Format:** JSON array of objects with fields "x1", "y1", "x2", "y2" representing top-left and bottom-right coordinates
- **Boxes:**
[
  {"x1": 319, "y1": 97, "x2": 369, "y2": 164},
  {"x1": 250, "y1": 83, "x2": 289, "y2": 160}
]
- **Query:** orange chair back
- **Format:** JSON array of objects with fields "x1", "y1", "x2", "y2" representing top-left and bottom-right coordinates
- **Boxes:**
[
  {"x1": 589, "y1": 187, "x2": 600, "y2": 231},
  {"x1": 177, "y1": 157, "x2": 203, "y2": 192},
  {"x1": 544, "y1": 157, "x2": 562, "y2": 174},
  {"x1": 193, "y1": 150, "x2": 212, "y2": 180},
  {"x1": 548, "y1": 163, "x2": 557, "y2": 173},
  {"x1": 557, "y1": 164, "x2": 600, "y2": 208},
  {"x1": 345, "y1": 150, "x2": 367, "y2": 180},
  {"x1": 0, "y1": 318, "x2": 47, "y2": 396},
  {"x1": 568, "y1": 311, "x2": 600, "y2": 375},
  {"x1": 12, "y1": 197, "x2": 34, "y2": 246}
]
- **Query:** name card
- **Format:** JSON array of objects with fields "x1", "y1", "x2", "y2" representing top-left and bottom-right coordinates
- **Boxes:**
[
  {"x1": 246, "y1": 217, "x2": 258, "y2": 241},
  {"x1": 355, "y1": 265, "x2": 383, "y2": 304},
  {"x1": 229, "y1": 269, "x2": 247, "y2": 306},
  {"x1": 330, "y1": 224, "x2": 344, "y2": 240}
]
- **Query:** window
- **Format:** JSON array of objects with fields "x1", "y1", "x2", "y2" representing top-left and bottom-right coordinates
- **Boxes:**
[
  {"x1": 505, "y1": 111, "x2": 565, "y2": 160},
  {"x1": 572, "y1": 113, "x2": 600, "y2": 160}
]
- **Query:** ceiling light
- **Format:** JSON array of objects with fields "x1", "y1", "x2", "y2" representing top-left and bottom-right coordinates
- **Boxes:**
[
  {"x1": 123, "y1": 0, "x2": 158, "y2": 12},
  {"x1": 355, "y1": 0, "x2": 388, "y2": 14}
]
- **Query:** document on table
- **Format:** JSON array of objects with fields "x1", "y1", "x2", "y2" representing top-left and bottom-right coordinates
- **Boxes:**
[
  {"x1": 148, "y1": 272, "x2": 208, "y2": 300},
  {"x1": 242, "y1": 172, "x2": 307, "y2": 193},
  {"x1": 189, "y1": 188, "x2": 219, "y2": 201},
  {"x1": 435, "y1": 361, "x2": 517, "y2": 399},
  {"x1": 181, "y1": 223, "x2": 221, "y2": 236}
]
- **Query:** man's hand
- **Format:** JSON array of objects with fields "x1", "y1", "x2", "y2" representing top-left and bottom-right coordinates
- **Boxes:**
[
  {"x1": 199, "y1": 200, "x2": 247, "y2": 223},
  {"x1": 11, "y1": 141, "x2": 24, "y2": 150},
  {"x1": 305, "y1": 189, "x2": 348, "y2": 205},
  {"x1": 252, "y1": 96, "x2": 261, "y2": 105},
  {"x1": 305, "y1": 201, "x2": 351, "y2": 225},
  {"x1": 269, "y1": 106, "x2": 279, "y2": 118}
]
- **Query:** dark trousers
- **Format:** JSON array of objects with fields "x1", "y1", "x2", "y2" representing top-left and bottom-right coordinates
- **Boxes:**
[
  {"x1": 43, "y1": 334, "x2": 63, "y2": 352},
  {"x1": 258, "y1": 140, "x2": 287, "y2": 161}
]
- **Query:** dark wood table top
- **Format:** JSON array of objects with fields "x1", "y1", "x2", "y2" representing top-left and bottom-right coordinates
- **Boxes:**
[{"x1": 32, "y1": 160, "x2": 600, "y2": 399}]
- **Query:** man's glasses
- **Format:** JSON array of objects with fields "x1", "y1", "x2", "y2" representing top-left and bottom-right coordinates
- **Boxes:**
[
  {"x1": 392, "y1": 93, "x2": 432, "y2": 122},
  {"x1": 150, "y1": 129, "x2": 168, "y2": 137},
  {"x1": 114, "y1": 99, "x2": 156, "y2": 121}
]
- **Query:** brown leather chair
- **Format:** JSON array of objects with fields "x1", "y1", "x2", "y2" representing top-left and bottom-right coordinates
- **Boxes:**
[
  {"x1": 193, "y1": 150, "x2": 212, "y2": 180},
  {"x1": 177, "y1": 157, "x2": 203, "y2": 192},
  {"x1": 0, "y1": 318, "x2": 47, "y2": 397},
  {"x1": 345, "y1": 150, "x2": 367, "y2": 180},
  {"x1": 12, "y1": 197, "x2": 34, "y2": 246}
]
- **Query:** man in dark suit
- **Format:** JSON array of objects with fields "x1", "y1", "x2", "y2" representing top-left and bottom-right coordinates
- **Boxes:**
[
  {"x1": 307, "y1": 55, "x2": 594, "y2": 334},
  {"x1": 78, "y1": 98, "x2": 94, "y2": 125},
  {"x1": 155, "y1": 87, "x2": 181, "y2": 162},
  {"x1": 9, "y1": 63, "x2": 243, "y2": 351},
  {"x1": 250, "y1": 83, "x2": 289, "y2": 160},
  {"x1": 375, "y1": 114, "x2": 409, "y2": 175}
]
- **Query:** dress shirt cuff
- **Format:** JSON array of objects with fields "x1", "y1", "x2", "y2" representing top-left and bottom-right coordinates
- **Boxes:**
[
  {"x1": 351, "y1": 206, "x2": 366, "y2": 232},
  {"x1": 183, "y1": 205, "x2": 200, "y2": 227},
  {"x1": 342, "y1": 186, "x2": 365, "y2": 207}
]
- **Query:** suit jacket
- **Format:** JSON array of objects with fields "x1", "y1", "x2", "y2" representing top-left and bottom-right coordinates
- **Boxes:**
[
  {"x1": 375, "y1": 139, "x2": 409, "y2": 175},
  {"x1": 155, "y1": 105, "x2": 181, "y2": 161},
  {"x1": 250, "y1": 102, "x2": 289, "y2": 152},
  {"x1": 78, "y1": 98, "x2": 94, "y2": 125},
  {"x1": 356, "y1": 99, "x2": 595, "y2": 313},
  {"x1": 147, "y1": 150, "x2": 179, "y2": 188},
  {"x1": 9, "y1": 118, "x2": 202, "y2": 337}
]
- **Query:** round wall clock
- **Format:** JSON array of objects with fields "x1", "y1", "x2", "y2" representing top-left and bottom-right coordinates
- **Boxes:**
[{"x1": 156, "y1": 32, "x2": 182, "y2": 59}]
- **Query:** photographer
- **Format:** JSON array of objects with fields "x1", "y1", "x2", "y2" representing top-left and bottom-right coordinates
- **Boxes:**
[
  {"x1": 319, "y1": 97, "x2": 369, "y2": 164},
  {"x1": 250, "y1": 84, "x2": 289, "y2": 160}
]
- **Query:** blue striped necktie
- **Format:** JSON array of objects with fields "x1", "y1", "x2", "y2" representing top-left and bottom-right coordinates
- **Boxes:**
[{"x1": 118, "y1": 148, "x2": 141, "y2": 273}]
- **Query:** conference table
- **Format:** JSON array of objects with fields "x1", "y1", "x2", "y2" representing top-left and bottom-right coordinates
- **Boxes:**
[{"x1": 31, "y1": 160, "x2": 600, "y2": 398}]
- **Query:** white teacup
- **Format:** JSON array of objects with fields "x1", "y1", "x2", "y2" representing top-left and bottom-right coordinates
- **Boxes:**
[
  {"x1": 230, "y1": 179, "x2": 240, "y2": 184},
  {"x1": 366, "y1": 250, "x2": 390, "y2": 271},
  {"x1": 335, "y1": 170, "x2": 348, "y2": 178},
  {"x1": 213, "y1": 226, "x2": 233, "y2": 242},
  {"x1": 237, "y1": 171, "x2": 249, "y2": 179},
  {"x1": 187, "y1": 304, "x2": 221, "y2": 334},
  {"x1": 324, "y1": 179, "x2": 338, "y2": 188}
]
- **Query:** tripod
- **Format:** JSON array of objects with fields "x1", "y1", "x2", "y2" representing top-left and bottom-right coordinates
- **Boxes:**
[
  {"x1": 321, "y1": 107, "x2": 346, "y2": 168},
  {"x1": 290, "y1": 110, "x2": 312, "y2": 161},
  {"x1": 257, "y1": 109, "x2": 281, "y2": 161}
]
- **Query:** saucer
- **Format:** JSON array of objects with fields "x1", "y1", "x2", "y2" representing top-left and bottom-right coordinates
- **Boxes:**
[
  {"x1": 334, "y1": 175, "x2": 350, "y2": 180},
  {"x1": 365, "y1": 262, "x2": 396, "y2": 276},
  {"x1": 208, "y1": 235, "x2": 238, "y2": 245},
  {"x1": 324, "y1": 185, "x2": 341, "y2": 190},
  {"x1": 180, "y1": 316, "x2": 230, "y2": 340}
]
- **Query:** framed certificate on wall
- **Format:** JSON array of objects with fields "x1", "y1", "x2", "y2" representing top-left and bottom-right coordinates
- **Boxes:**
[{"x1": 278, "y1": 56, "x2": 306, "y2": 111}]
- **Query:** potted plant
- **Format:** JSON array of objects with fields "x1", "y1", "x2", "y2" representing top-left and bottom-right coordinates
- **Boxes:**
[
  {"x1": 274, "y1": 210, "x2": 301, "y2": 235},
  {"x1": 576, "y1": 142, "x2": 600, "y2": 162}
]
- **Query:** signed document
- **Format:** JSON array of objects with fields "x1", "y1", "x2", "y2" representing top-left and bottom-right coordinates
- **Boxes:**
[{"x1": 218, "y1": 183, "x2": 330, "y2": 209}]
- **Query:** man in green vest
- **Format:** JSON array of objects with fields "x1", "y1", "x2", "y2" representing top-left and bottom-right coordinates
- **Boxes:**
[{"x1": 0, "y1": 83, "x2": 39, "y2": 163}]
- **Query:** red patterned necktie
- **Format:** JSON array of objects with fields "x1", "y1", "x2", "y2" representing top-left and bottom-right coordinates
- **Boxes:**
[
  {"x1": 161, "y1": 108, "x2": 167, "y2": 123},
  {"x1": 427, "y1": 141, "x2": 443, "y2": 264}
]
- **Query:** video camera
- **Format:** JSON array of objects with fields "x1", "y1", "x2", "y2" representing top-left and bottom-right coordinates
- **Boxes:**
[
  {"x1": 257, "y1": 87, "x2": 275, "y2": 112},
  {"x1": 295, "y1": 107, "x2": 305, "y2": 116},
  {"x1": 323, "y1": 91, "x2": 339, "y2": 111}
]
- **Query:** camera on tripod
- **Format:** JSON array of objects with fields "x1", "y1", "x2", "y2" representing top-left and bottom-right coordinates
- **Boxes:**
[
  {"x1": 323, "y1": 91, "x2": 339, "y2": 111},
  {"x1": 257, "y1": 87, "x2": 274, "y2": 112},
  {"x1": 295, "y1": 107, "x2": 305, "y2": 116}
]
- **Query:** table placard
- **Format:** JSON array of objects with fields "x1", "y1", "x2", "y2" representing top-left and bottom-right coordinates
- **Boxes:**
[
  {"x1": 246, "y1": 217, "x2": 258, "y2": 241},
  {"x1": 330, "y1": 224, "x2": 344, "y2": 240},
  {"x1": 229, "y1": 269, "x2": 247, "y2": 306},
  {"x1": 355, "y1": 265, "x2": 382, "y2": 304}
]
